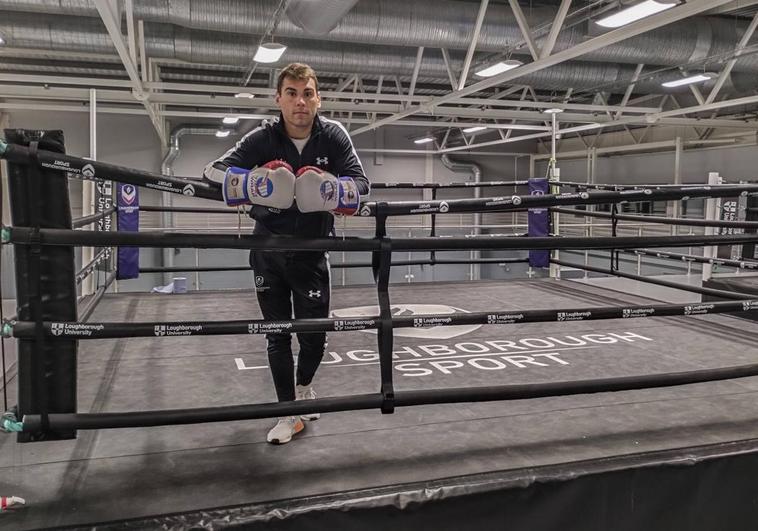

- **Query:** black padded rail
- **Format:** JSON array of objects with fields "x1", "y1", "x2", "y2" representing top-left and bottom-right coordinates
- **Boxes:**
[
  {"x1": 4, "y1": 129, "x2": 78, "y2": 442},
  {"x1": 10, "y1": 299, "x2": 758, "y2": 340},
  {"x1": 553, "y1": 207, "x2": 758, "y2": 229}
]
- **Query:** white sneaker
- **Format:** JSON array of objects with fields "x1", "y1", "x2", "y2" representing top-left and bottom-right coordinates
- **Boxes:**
[
  {"x1": 296, "y1": 384, "x2": 320, "y2": 421},
  {"x1": 266, "y1": 416, "x2": 304, "y2": 444}
]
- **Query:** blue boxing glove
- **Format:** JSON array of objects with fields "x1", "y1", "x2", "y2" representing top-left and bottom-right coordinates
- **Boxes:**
[
  {"x1": 222, "y1": 160, "x2": 295, "y2": 209},
  {"x1": 295, "y1": 166, "x2": 360, "y2": 216},
  {"x1": 334, "y1": 176, "x2": 360, "y2": 216}
]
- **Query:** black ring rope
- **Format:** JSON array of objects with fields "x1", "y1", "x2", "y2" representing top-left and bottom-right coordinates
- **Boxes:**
[
  {"x1": 21, "y1": 360, "x2": 758, "y2": 432},
  {"x1": 72, "y1": 206, "x2": 116, "y2": 229},
  {"x1": 6, "y1": 227, "x2": 758, "y2": 252},
  {"x1": 8, "y1": 298, "x2": 758, "y2": 340},
  {"x1": 553, "y1": 207, "x2": 758, "y2": 230},
  {"x1": 551, "y1": 258, "x2": 749, "y2": 300},
  {"x1": 4, "y1": 138, "x2": 758, "y2": 433},
  {"x1": 550, "y1": 180, "x2": 745, "y2": 191},
  {"x1": 136, "y1": 257, "x2": 529, "y2": 274},
  {"x1": 623, "y1": 249, "x2": 758, "y2": 270}
]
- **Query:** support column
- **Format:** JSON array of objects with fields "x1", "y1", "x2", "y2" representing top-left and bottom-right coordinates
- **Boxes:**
[{"x1": 82, "y1": 90, "x2": 97, "y2": 297}]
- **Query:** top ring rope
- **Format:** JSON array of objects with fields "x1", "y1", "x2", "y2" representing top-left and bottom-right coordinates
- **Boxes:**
[{"x1": 4, "y1": 138, "x2": 758, "y2": 218}]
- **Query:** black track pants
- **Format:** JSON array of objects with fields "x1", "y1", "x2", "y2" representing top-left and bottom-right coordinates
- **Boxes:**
[{"x1": 250, "y1": 250, "x2": 330, "y2": 402}]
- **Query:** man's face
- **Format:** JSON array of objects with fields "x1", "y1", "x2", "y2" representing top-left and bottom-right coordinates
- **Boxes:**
[{"x1": 276, "y1": 77, "x2": 321, "y2": 132}]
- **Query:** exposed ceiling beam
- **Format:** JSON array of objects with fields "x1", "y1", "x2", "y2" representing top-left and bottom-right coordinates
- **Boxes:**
[
  {"x1": 540, "y1": 0, "x2": 572, "y2": 59},
  {"x1": 93, "y1": 0, "x2": 165, "y2": 144},
  {"x1": 0, "y1": 74, "x2": 660, "y2": 113},
  {"x1": 349, "y1": 0, "x2": 736, "y2": 136},
  {"x1": 440, "y1": 48, "x2": 459, "y2": 90},
  {"x1": 407, "y1": 47, "x2": 425, "y2": 104},
  {"x1": 458, "y1": 0, "x2": 489, "y2": 90},
  {"x1": 508, "y1": 0, "x2": 540, "y2": 60},
  {"x1": 706, "y1": 11, "x2": 758, "y2": 105},
  {"x1": 615, "y1": 63, "x2": 645, "y2": 119}
]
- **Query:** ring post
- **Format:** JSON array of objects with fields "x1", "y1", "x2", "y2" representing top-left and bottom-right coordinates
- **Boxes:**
[{"x1": 3, "y1": 130, "x2": 78, "y2": 442}]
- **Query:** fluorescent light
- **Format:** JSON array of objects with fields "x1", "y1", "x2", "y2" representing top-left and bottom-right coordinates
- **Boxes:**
[
  {"x1": 596, "y1": 0, "x2": 677, "y2": 28},
  {"x1": 234, "y1": 92, "x2": 255, "y2": 99},
  {"x1": 222, "y1": 116, "x2": 239, "y2": 125},
  {"x1": 414, "y1": 137, "x2": 435, "y2": 144},
  {"x1": 215, "y1": 130, "x2": 231, "y2": 138},
  {"x1": 474, "y1": 60, "x2": 522, "y2": 78},
  {"x1": 0, "y1": 35, "x2": 5, "y2": 46},
  {"x1": 661, "y1": 73, "x2": 715, "y2": 88},
  {"x1": 543, "y1": 108, "x2": 564, "y2": 114},
  {"x1": 462, "y1": 126, "x2": 487, "y2": 133},
  {"x1": 253, "y1": 43, "x2": 287, "y2": 64}
]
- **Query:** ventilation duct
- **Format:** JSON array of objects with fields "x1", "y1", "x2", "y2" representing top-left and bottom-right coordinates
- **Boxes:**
[
  {"x1": 3, "y1": 13, "x2": 757, "y2": 95},
  {"x1": 160, "y1": 125, "x2": 218, "y2": 285},
  {"x1": 0, "y1": 0, "x2": 756, "y2": 76},
  {"x1": 286, "y1": 0, "x2": 360, "y2": 35}
]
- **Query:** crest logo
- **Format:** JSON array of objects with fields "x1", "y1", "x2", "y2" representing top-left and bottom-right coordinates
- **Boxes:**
[
  {"x1": 255, "y1": 275, "x2": 265, "y2": 287},
  {"x1": 82, "y1": 163, "x2": 95, "y2": 178},
  {"x1": 154, "y1": 325, "x2": 166, "y2": 336},
  {"x1": 121, "y1": 185, "x2": 136, "y2": 205},
  {"x1": 51, "y1": 323, "x2": 64, "y2": 336}
]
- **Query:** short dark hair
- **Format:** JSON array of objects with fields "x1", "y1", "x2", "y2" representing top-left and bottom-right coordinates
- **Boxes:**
[{"x1": 276, "y1": 63, "x2": 320, "y2": 94}]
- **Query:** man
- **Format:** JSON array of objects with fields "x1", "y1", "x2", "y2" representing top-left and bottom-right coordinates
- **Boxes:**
[{"x1": 203, "y1": 63, "x2": 370, "y2": 444}]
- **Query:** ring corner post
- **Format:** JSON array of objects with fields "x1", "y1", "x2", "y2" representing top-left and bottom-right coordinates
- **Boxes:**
[{"x1": 4, "y1": 129, "x2": 78, "y2": 442}]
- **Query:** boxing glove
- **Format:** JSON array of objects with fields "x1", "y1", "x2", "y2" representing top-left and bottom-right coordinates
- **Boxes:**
[
  {"x1": 222, "y1": 160, "x2": 295, "y2": 209},
  {"x1": 295, "y1": 166, "x2": 360, "y2": 215}
]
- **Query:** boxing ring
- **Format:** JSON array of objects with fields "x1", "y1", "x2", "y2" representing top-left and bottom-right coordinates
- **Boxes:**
[{"x1": 4, "y1": 129, "x2": 758, "y2": 529}]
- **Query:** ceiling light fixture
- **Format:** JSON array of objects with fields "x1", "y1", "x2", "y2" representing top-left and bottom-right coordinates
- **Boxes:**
[
  {"x1": 462, "y1": 126, "x2": 487, "y2": 133},
  {"x1": 215, "y1": 130, "x2": 231, "y2": 138},
  {"x1": 543, "y1": 108, "x2": 565, "y2": 114},
  {"x1": 234, "y1": 92, "x2": 255, "y2": 99},
  {"x1": 596, "y1": 0, "x2": 678, "y2": 29},
  {"x1": 474, "y1": 60, "x2": 522, "y2": 78},
  {"x1": 414, "y1": 137, "x2": 435, "y2": 144},
  {"x1": 253, "y1": 43, "x2": 287, "y2": 64},
  {"x1": 222, "y1": 116, "x2": 240, "y2": 125},
  {"x1": 661, "y1": 72, "x2": 716, "y2": 88}
]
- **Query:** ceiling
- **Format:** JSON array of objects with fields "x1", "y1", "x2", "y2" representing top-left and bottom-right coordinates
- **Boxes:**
[{"x1": 1, "y1": 0, "x2": 758, "y2": 151}]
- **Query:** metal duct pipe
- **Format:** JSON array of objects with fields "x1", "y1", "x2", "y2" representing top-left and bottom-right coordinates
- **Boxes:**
[
  {"x1": 160, "y1": 125, "x2": 218, "y2": 285},
  {"x1": 286, "y1": 0, "x2": 360, "y2": 35},
  {"x1": 440, "y1": 154, "x2": 482, "y2": 281},
  {"x1": 1, "y1": 0, "x2": 757, "y2": 75}
]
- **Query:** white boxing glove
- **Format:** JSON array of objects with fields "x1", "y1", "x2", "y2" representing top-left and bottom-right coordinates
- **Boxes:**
[
  {"x1": 295, "y1": 166, "x2": 340, "y2": 213},
  {"x1": 295, "y1": 166, "x2": 361, "y2": 215},
  {"x1": 222, "y1": 160, "x2": 295, "y2": 209}
]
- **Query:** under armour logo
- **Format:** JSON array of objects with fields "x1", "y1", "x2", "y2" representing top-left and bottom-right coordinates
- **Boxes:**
[
  {"x1": 316, "y1": 157, "x2": 328, "y2": 166},
  {"x1": 308, "y1": 290, "x2": 321, "y2": 299}
]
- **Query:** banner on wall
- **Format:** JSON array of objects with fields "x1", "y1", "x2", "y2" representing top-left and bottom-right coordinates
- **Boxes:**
[
  {"x1": 116, "y1": 183, "x2": 139, "y2": 280},
  {"x1": 528, "y1": 178, "x2": 550, "y2": 268},
  {"x1": 94, "y1": 179, "x2": 113, "y2": 271}
]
